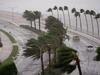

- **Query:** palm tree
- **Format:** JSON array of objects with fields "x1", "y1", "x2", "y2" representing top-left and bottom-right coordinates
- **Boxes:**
[
  {"x1": 34, "y1": 11, "x2": 41, "y2": 30},
  {"x1": 89, "y1": 10, "x2": 96, "y2": 35},
  {"x1": 95, "y1": 13, "x2": 100, "y2": 36},
  {"x1": 72, "y1": 8, "x2": 77, "y2": 29},
  {"x1": 47, "y1": 8, "x2": 53, "y2": 16},
  {"x1": 23, "y1": 38, "x2": 45, "y2": 75},
  {"x1": 23, "y1": 10, "x2": 35, "y2": 28},
  {"x1": 74, "y1": 12, "x2": 79, "y2": 30},
  {"x1": 78, "y1": 12, "x2": 82, "y2": 32},
  {"x1": 55, "y1": 46, "x2": 82, "y2": 75},
  {"x1": 53, "y1": 6, "x2": 59, "y2": 19},
  {"x1": 64, "y1": 6, "x2": 71, "y2": 28},
  {"x1": 59, "y1": 7, "x2": 66, "y2": 27},
  {"x1": 80, "y1": 9, "x2": 89, "y2": 33}
]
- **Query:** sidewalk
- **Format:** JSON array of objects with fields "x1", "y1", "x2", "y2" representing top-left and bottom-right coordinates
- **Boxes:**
[
  {"x1": 0, "y1": 31, "x2": 12, "y2": 62},
  {"x1": 69, "y1": 29, "x2": 100, "y2": 45}
]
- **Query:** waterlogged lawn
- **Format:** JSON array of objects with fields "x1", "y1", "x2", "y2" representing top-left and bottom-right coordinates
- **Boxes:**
[{"x1": 0, "y1": 29, "x2": 18, "y2": 75}]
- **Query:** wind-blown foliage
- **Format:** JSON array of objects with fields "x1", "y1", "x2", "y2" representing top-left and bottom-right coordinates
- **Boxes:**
[{"x1": 54, "y1": 45, "x2": 82, "y2": 75}]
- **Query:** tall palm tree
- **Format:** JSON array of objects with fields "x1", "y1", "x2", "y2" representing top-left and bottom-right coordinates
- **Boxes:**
[
  {"x1": 34, "y1": 11, "x2": 41, "y2": 30},
  {"x1": 74, "y1": 12, "x2": 79, "y2": 30},
  {"x1": 80, "y1": 9, "x2": 89, "y2": 33},
  {"x1": 95, "y1": 13, "x2": 100, "y2": 36},
  {"x1": 89, "y1": 10, "x2": 96, "y2": 35},
  {"x1": 59, "y1": 7, "x2": 66, "y2": 27},
  {"x1": 55, "y1": 46, "x2": 82, "y2": 75},
  {"x1": 23, "y1": 10, "x2": 35, "y2": 28},
  {"x1": 72, "y1": 8, "x2": 77, "y2": 29},
  {"x1": 78, "y1": 12, "x2": 82, "y2": 32},
  {"x1": 47, "y1": 8, "x2": 53, "y2": 16},
  {"x1": 64, "y1": 6, "x2": 71, "y2": 28},
  {"x1": 53, "y1": 6, "x2": 59, "y2": 19}
]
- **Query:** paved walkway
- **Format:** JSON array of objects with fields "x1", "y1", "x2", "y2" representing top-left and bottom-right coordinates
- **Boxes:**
[{"x1": 0, "y1": 31, "x2": 12, "y2": 62}]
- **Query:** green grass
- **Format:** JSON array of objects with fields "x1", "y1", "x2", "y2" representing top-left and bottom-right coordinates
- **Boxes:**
[
  {"x1": 0, "y1": 45, "x2": 18, "y2": 75},
  {"x1": 0, "y1": 45, "x2": 18, "y2": 68},
  {"x1": 0, "y1": 29, "x2": 18, "y2": 75},
  {"x1": 0, "y1": 29, "x2": 16, "y2": 43}
]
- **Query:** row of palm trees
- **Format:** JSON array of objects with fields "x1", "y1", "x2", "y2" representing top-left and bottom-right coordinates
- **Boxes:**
[
  {"x1": 47, "y1": 6, "x2": 100, "y2": 36},
  {"x1": 23, "y1": 10, "x2": 41, "y2": 30},
  {"x1": 47, "y1": 6, "x2": 71, "y2": 28}
]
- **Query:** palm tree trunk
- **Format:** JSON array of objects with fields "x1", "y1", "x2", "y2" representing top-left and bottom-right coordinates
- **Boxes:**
[
  {"x1": 62, "y1": 10, "x2": 66, "y2": 27},
  {"x1": 76, "y1": 57, "x2": 82, "y2": 75},
  {"x1": 90, "y1": 15, "x2": 94, "y2": 35},
  {"x1": 84, "y1": 14, "x2": 89, "y2": 33},
  {"x1": 68, "y1": 9, "x2": 71, "y2": 28},
  {"x1": 40, "y1": 50, "x2": 45, "y2": 75},
  {"x1": 54, "y1": 48, "x2": 57, "y2": 63},
  {"x1": 96, "y1": 19, "x2": 99, "y2": 36},
  {"x1": 57, "y1": 9, "x2": 59, "y2": 19},
  {"x1": 76, "y1": 17, "x2": 78, "y2": 30},
  {"x1": 79, "y1": 16, "x2": 82, "y2": 32},
  {"x1": 34, "y1": 20, "x2": 36, "y2": 29},
  {"x1": 51, "y1": 11, "x2": 53, "y2": 16},
  {"x1": 30, "y1": 21, "x2": 32, "y2": 28},
  {"x1": 48, "y1": 47, "x2": 51, "y2": 73},
  {"x1": 39, "y1": 17, "x2": 41, "y2": 30}
]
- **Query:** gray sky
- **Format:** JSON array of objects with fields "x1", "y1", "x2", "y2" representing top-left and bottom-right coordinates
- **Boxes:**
[{"x1": 0, "y1": 0, "x2": 100, "y2": 13}]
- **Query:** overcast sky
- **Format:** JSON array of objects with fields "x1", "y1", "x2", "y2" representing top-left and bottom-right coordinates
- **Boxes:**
[{"x1": 0, "y1": 0, "x2": 100, "y2": 13}]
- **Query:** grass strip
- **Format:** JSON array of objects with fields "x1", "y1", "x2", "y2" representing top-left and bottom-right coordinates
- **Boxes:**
[{"x1": 0, "y1": 29, "x2": 16, "y2": 43}]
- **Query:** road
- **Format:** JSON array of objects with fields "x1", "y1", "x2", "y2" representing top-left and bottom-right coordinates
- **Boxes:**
[{"x1": 0, "y1": 19, "x2": 100, "y2": 75}]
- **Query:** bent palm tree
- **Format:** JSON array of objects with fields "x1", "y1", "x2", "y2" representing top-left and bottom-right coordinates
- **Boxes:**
[
  {"x1": 55, "y1": 46, "x2": 82, "y2": 75},
  {"x1": 95, "y1": 13, "x2": 100, "y2": 36},
  {"x1": 78, "y1": 12, "x2": 82, "y2": 32},
  {"x1": 64, "y1": 6, "x2": 71, "y2": 28},
  {"x1": 23, "y1": 38, "x2": 45, "y2": 75},
  {"x1": 53, "y1": 6, "x2": 59, "y2": 19},
  {"x1": 59, "y1": 7, "x2": 66, "y2": 27},
  {"x1": 72, "y1": 8, "x2": 77, "y2": 29},
  {"x1": 23, "y1": 10, "x2": 35, "y2": 28},
  {"x1": 34, "y1": 11, "x2": 41, "y2": 30},
  {"x1": 74, "y1": 12, "x2": 79, "y2": 30},
  {"x1": 90, "y1": 10, "x2": 96, "y2": 35},
  {"x1": 81, "y1": 9, "x2": 89, "y2": 33}
]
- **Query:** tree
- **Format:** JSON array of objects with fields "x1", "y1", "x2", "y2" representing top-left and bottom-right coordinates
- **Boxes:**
[
  {"x1": 53, "y1": 6, "x2": 59, "y2": 19},
  {"x1": 95, "y1": 13, "x2": 100, "y2": 36},
  {"x1": 64, "y1": 6, "x2": 71, "y2": 28},
  {"x1": 78, "y1": 12, "x2": 82, "y2": 32},
  {"x1": 72, "y1": 8, "x2": 77, "y2": 30},
  {"x1": 74, "y1": 12, "x2": 79, "y2": 30},
  {"x1": 23, "y1": 38, "x2": 45, "y2": 75},
  {"x1": 45, "y1": 16, "x2": 66, "y2": 45},
  {"x1": 86, "y1": 10, "x2": 96, "y2": 35},
  {"x1": 95, "y1": 47, "x2": 100, "y2": 61},
  {"x1": 55, "y1": 45, "x2": 82, "y2": 75},
  {"x1": 47, "y1": 8, "x2": 53, "y2": 16},
  {"x1": 23, "y1": 10, "x2": 35, "y2": 28},
  {"x1": 34, "y1": 11, "x2": 42, "y2": 30},
  {"x1": 59, "y1": 7, "x2": 66, "y2": 27},
  {"x1": 81, "y1": 9, "x2": 89, "y2": 33}
]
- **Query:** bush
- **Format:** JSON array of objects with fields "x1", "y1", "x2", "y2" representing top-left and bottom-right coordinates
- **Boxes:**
[
  {"x1": 0, "y1": 62, "x2": 17, "y2": 75},
  {"x1": 95, "y1": 47, "x2": 100, "y2": 61},
  {"x1": 0, "y1": 45, "x2": 18, "y2": 75}
]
